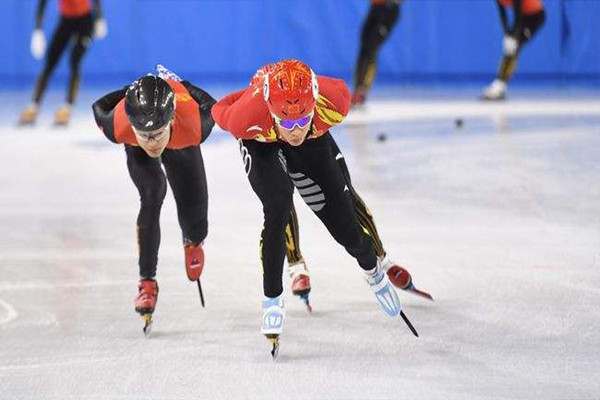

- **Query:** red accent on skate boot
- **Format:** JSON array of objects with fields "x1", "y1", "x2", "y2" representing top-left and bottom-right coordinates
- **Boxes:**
[
  {"x1": 387, "y1": 265, "x2": 412, "y2": 290},
  {"x1": 184, "y1": 242, "x2": 204, "y2": 281},
  {"x1": 291, "y1": 274, "x2": 311, "y2": 296},
  {"x1": 134, "y1": 279, "x2": 158, "y2": 314}
]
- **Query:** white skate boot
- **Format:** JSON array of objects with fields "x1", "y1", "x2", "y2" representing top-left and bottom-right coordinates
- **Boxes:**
[
  {"x1": 261, "y1": 295, "x2": 284, "y2": 359},
  {"x1": 482, "y1": 79, "x2": 507, "y2": 101},
  {"x1": 364, "y1": 262, "x2": 401, "y2": 317},
  {"x1": 365, "y1": 262, "x2": 420, "y2": 336}
]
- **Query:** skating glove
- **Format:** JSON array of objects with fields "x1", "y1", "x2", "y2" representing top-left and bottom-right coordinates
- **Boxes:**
[
  {"x1": 94, "y1": 18, "x2": 108, "y2": 39},
  {"x1": 503, "y1": 35, "x2": 519, "y2": 56},
  {"x1": 30, "y1": 29, "x2": 46, "y2": 60}
]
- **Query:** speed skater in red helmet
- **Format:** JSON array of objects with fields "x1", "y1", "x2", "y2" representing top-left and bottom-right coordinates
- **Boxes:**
[
  {"x1": 252, "y1": 61, "x2": 433, "y2": 310},
  {"x1": 92, "y1": 65, "x2": 216, "y2": 334},
  {"x1": 212, "y1": 59, "x2": 423, "y2": 355}
]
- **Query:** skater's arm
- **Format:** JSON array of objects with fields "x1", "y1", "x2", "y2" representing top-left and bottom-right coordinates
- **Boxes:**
[
  {"x1": 496, "y1": 0, "x2": 509, "y2": 34},
  {"x1": 181, "y1": 81, "x2": 216, "y2": 143},
  {"x1": 182, "y1": 82, "x2": 216, "y2": 112},
  {"x1": 35, "y1": 0, "x2": 48, "y2": 29},
  {"x1": 311, "y1": 76, "x2": 351, "y2": 136},
  {"x1": 212, "y1": 88, "x2": 270, "y2": 139},
  {"x1": 210, "y1": 89, "x2": 243, "y2": 133},
  {"x1": 318, "y1": 76, "x2": 352, "y2": 120},
  {"x1": 92, "y1": 88, "x2": 127, "y2": 143},
  {"x1": 92, "y1": 89, "x2": 126, "y2": 120}
]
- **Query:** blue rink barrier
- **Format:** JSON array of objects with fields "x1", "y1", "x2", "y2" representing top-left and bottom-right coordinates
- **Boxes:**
[{"x1": 1, "y1": 0, "x2": 599, "y2": 85}]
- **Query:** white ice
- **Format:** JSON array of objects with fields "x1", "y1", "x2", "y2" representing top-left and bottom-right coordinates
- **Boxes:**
[{"x1": 0, "y1": 87, "x2": 599, "y2": 399}]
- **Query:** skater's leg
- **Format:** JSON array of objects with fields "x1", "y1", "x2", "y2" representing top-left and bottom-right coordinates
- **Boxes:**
[
  {"x1": 239, "y1": 139, "x2": 290, "y2": 352},
  {"x1": 326, "y1": 135, "x2": 429, "y2": 297},
  {"x1": 20, "y1": 18, "x2": 71, "y2": 124},
  {"x1": 284, "y1": 201, "x2": 311, "y2": 309},
  {"x1": 162, "y1": 146, "x2": 209, "y2": 282},
  {"x1": 241, "y1": 140, "x2": 294, "y2": 298},
  {"x1": 518, "y1": 10, "x2": 546, "y2": 46},
  {"x1": 284, "y1": 203, "x2": 303, "y2": 264},
  {"x1": 66, "y1": 15, "x2": 93, "y2": 106},
  {"x1": 162, "y1": 146, "x2": 208, "y2": 245},
  {"x1": 285, "y1": 133, "x2": 377, "y2": 271},
  {"x1": 285, "y1": 133, "x2": 400, "y2": 316},
  {"x1": 327, "y1": 135, "x2": 386, "y2": 258},
  {"x1": 53, "y1": 15, "x2": 93, "y2": 125},
  {"x1": 498, "y1": 9, "x2": 546, "y2": 82},
  {"x1": 484, "y1": 10, "x2": 546, "y2": 99},
  {"x1": 33, "y1": 18, "x2": 72, "y2": 105},
  {"x1": 353, "y1": 2, "x2": 400, "y2": 102},
  {"x1": 125, "y1": 145, "x2": 167, "y2": 279}
]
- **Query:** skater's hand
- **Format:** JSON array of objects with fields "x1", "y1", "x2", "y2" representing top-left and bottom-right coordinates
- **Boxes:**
[
  {"x1": 503, "y1": 35, "x2": 518, "y2": 56},
  {"x1": 30, "y1": 29, "x2": 46, "y2": 60},
  {"x1": 94, "y1": 18, "x2": 108, "y2": 39}
]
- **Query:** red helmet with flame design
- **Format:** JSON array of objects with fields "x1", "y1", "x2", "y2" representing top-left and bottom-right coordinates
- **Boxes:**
[{"x1": 262, "y1": 59, "x2": 319, "y2": 120}]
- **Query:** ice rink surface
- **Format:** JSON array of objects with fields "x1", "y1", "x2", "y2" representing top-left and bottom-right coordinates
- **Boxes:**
[{"x1": 0, "y1": 86, "x2": 599, "y2": 399}]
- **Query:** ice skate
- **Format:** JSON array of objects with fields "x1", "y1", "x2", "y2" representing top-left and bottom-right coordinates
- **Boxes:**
[
  {"x1": 288, "y1": 260, "x2": 312, "y2": 312},
  {"x1": 134, "y1": 279, "x2": 158, "y2": 336},
  {"x1": 365, "y1": 263, "x2": 401, "y2": 317},
  {"x1": 19, "y1": 104, "x2": 38, "y2": 125},
  {"x1": 481, "y1": 79, "x2": 507, "y2": 101},
  {"x1": 365, "y1": 264, "x2": 419, "y2": 337},
  {"x1": 261, "y1": 295, "x2": 284, "y2": 359},
  {"x1": 184, "y1": 240, "x2": 205, "y2": 306},
  {"x1": 380, "y1": 256, "x2": 433, "y2": 301},
  {"x1": 53, "y1": 104, "x2": 71, "y2": 126}
]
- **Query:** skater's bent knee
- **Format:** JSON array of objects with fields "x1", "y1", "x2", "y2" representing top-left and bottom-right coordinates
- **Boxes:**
[{"x1": 140, "y1": 186, "x2": 167, "y2": 207}]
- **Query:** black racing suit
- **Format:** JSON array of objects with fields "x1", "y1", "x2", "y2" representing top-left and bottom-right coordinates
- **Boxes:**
[
  {"x1": 241, "y1": 132, "x2": 378, "y2": 298},
  {"x1": 92, "y1": 82, "x2": 216, "y2": 278}
]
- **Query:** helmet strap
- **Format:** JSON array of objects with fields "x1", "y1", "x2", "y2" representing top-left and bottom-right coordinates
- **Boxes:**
[
  {"x1": 310, "y1": 69, "x2": 319, "y2": 100},
  {"x1": 263, "y1": 73, "x2": 270, "y2": 102}
]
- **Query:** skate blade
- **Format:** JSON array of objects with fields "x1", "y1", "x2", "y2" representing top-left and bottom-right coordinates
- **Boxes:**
[
  {"x1": 142, "y1": 314, "x2": 153, "y2": 336},
  {"x1": 405, "y1": 284, "x2": 434, "y2": 301},
  {"x1": 265, "y1": 334, "x2": 280, "y2": 360},
  {"x1": 399, "y1": 310, "x2": 419, "y2": 338},
  {"x1": 197, "y1": 279, "x2": 205, "y2": 308}
]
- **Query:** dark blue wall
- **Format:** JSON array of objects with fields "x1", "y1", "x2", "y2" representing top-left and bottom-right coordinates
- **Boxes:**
[{"x1": 2, "y1": 0, "x2": 599, "y2": 85}]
